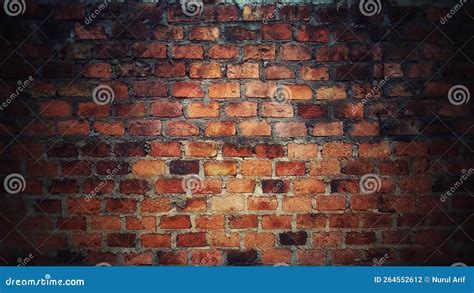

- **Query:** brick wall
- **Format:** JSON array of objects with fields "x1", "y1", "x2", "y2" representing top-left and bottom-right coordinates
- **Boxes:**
[{"x1": 0, "y1": 0, "x2": 473, "y2": 266}]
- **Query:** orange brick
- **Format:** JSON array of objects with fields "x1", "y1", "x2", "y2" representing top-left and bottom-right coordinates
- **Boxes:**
[
  {"x1": 209, "y1": 83, "x2": 240, "y2": 98},
  {"x1": 241, "y1": 160, "x2": 272, "y2": 176},
  {"x1": 173, "y1": 82, "x2": 204, "y2": 98},
  {"x1": 248, "y1": 196, "x2": 278, "y2": 211},
  {"x1": 209, "y1": 44, "x2": 239, "y2": 59},
  {"x1": 282, "y1": 196, "x2": 312, "y2": 212},
  {"x1": 190, "y1": 63, "x2": 222, "y2": 78},
  {"x1": 167, "y1": 121, "x2": 199, "y2": 136},
  {"x1": 227, "y1": 179, "x2": 256, "y2": 193},
  {"x1": 185, "y1": 141, "x2": 218, "y2": 157},
  {"x1": 240, "y1": 120, "x2": 271, "y2": 136},
  {"x1": 229, "y1": 215, "x2": 258, "y2": 228},
  {"x1": 225, "y1": 102, "x2": 257, "y2": 117},
  {"x1": 244, "y1": 44, "x2": 276, "y2": 60},
  {"x1": 351, "y1": 121, "x2": 380, "y2": 136},
  {"x1": 288, "y1": 143, "x2": 318, "y2": 158},
  {"x1": 280, "y1": 44, "x2": 311, "y2": 60},
  {"x1": 93, "y1": 121, "x2": 125, "y2": 136},
  {"x1": 322, "y1": 142, "x2": 352, "y2": 158},
  {"x1": 173, "y1": 44, "x2": 203, "y2": 59},
  {"x1": 160, "y1": 215, "x2": 191, "y2": 229},
  {"x1": 262, "y1": 215, "x2": 292, "y2": 229},
  {"x1": 275, "y1": 122, "x2": 307, "y2": 137},
  {"x1": 205, "y1": 121, "x2": 236, "y2": 136},
  {"x1": 150, "y1": 142, "x2": 181, "y2": 157},
  {"x1": 190, "y1": 26, "x2": 219, "y2": 41},
  {"x1": 359, "y1": 142, "x2": 391, "y2": 158},
  {"x1": 262, "y1": 249, "x2": 292, "y2": 265},
  {"x1": 294, "y1": 179, "x2": 325, "y2": 195},
  {"x1": 227, "y1": 63, "x2": 259, "y2": 79},
  {"x1": 313, "y1": 121, "x2": 344, "y2": 136},
  {"x1": 209, "y1": 231, "x2": 240, "y2": 247},
  {"x1": 188, "y1": 101, "x2": 220, "y2": 118},
  {"x1": 245, "y1": 82, "x2": 276, "y2": 98},
  {"x1": 316, "y1": 86, "x2": 346, "y2": 100},
  {"x1": 262, "y1": 103, "x2": 293, "y2": 118},
  {"x1": 204, "y1": 161, "x2": 237, "y2": 176},
  {"x1": 275, "y1": 162, "x2": 305, "y2": 176},
  {"x1": 244, "y1": 232, "x2": 275, "y2": 249},
  {"x1": 300, "y1": 66, "x2": 329, "y2": 81},
  {"x1": 211, "y1": 196, "x2": 244, "y2": 211},
  {"x1": 132, "y1": 160, "x2": 166, "y2": 176},
  {"x1": 195, "y1": 215, "x2": 225, "y2": 229}
]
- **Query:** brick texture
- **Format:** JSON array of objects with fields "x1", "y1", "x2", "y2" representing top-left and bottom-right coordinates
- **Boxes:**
[{"x1": 0, "y1": 1, "x2": 473, "y2": 267}]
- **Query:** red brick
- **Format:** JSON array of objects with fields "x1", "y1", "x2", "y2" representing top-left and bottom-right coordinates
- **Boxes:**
[
  {"x1": 255, "y1": 144, "x2": 284, "y2": 158},
  {"x1": 296, "y1": 25, "x2": 329, "y2": 42},
  {"x1": 190, "y1": 26, "x2": 219, "y2": 41},
  {"x1": 188, "y1": 102, "x2": 220, "y2": 118},
  {"x1": 173, "y1": 44, "x2": 204, "y2": 59},
  {"x1": 359, "y1": 142, "x2": 391, "y2": 158},
  {"x1": 262, "y1": 103, "x2": 293, "y2": 118},
  {"x1": 141, "y1": 234, "x2": 170, "y2": 248},
  {"x1": 83, "y1": 63, "x2": 112, "y2": 79},
  {"x1": 133, "y1": 81, "x2": 167, "y2": 97},
  {"x1": 262, "y1": 24, "x2": 292, "y2": 40},
  {"x1": 322, "y1": 142, "x2": 352, "y2": 158},
  {"x1": 316, "y1": 86, "x2": 346, "y2": 100},
  {"x1": 281, "y1": 44, "x2": 311, "y2": 60},
  {"x1": 40, "y1": 101, "x2": 71, "y2": 118},
  {"x1": 133, "y1": 43, "x2": 166, "y2": 58},
  {"x1": 173, "y1": 82, "x2": 204, "y2": 98},
  {"x1": 149, "y1": 101, "x2": 182, "y2": 118},
  {"x1": 150, "y1": 142, "x2": 181, "y2": 157},
  {"x1": 177, "y1": 232, "x2": 207, "y2": 247},
  {"x1": 241, "y1": 160, "x2": 272, "y2": 176},
  {"x1": 94, "y1": 121, "x2": 125, "y2": 136},
  {"x1": 160, "y1": 215, "x2": 191, "y2": 229},
  {"x1": 275, "y1": 122, "x2": 307, "y2": 137},
  {"x1": 128, "y1": 120, "x2": 161, "y2": 136},
  {"x1": 205, "y1": 121, "x2": 236, "y2": 136},
  {"x1": 244, "y1": 44, "x2": 276, "y2": 60},
  {"x1": 226, "y1": 179, "x2": 256, "y2": 193},
  {"x1": 209, "y1": 83, "x2": 240, "y2": 98},
  {"x1": 275, "y1": 162, "x2": 305, "y2": 176},
  {"x1": 204, "y1": 161, "x2": 237, "y2": 176},
  {"x1": 230, "y1": 215, "x2": 258, "y2": 229},
  {"x1": 240, "y1": 120, "x2": 271, "y2": 136},
  {"x1": 262, "y1": 215, "x2": 291, "y2": 229},
  {"x1": 316, "y1": 46, "x2": 349, "y2": 61},
  {"x1": 300, "y1": 66, "x2": 329, "y2": 80},
  {"x1": 265, "y1": 65, "x2": 295, "y2": 79},
  {"x1": 209, "y1": 44, "x2": 239, "y2": 59},
  {"x1": 313, "y1": 122, "x2": 344, "y2": 136},
  {"x1": 167, "y1": 121, "x2": 199, "y2": 136},
  {"x1": 225, "y1": 102, "x2": 257, "y2": 117},
  {"x1": 190, "y1": 63, "x2": 222, "y2": 79},
  {"x1": 227, "y1": 63, "x2": 259, "y2": 79},
  {"x1": 185, "y1": 141, "x2": 218, "y2": 157}
]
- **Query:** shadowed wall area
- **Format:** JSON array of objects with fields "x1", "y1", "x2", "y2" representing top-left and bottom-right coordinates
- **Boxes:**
[{"x1": 0, "y1": 0, "x2": 473, "y2": 266}]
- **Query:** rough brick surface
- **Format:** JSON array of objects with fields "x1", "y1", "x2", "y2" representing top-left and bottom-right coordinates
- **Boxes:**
[{"x1": 0, "y1": 1, "x2": 472, "y2": 267}]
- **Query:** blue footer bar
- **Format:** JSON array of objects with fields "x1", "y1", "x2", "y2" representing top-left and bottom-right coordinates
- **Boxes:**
[{"x1": 0, "y1": 266, "x2": 472, "y2": 292}]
